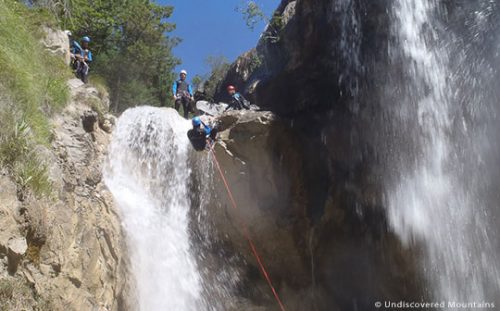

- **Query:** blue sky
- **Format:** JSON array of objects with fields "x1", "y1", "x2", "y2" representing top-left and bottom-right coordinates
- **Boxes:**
[{"x1": 158, "y1": 0, "x2": 280, "y2": 78}]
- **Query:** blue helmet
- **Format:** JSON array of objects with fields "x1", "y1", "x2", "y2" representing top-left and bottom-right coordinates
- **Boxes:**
[
  {"x1": 82, "y1": 36, "x2": 91, "y2": 43},
  {"x1": 192, "y1": 117, "x2": 201, "y2": 127}
]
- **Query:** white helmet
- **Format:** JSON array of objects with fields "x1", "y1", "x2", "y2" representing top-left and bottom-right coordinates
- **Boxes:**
[
  {"x1": 64, "y1": 30, "x2": 72, "y2": 37},
  {"x1": 180, "y1": 70, "x2": 187, "y2": 75}
]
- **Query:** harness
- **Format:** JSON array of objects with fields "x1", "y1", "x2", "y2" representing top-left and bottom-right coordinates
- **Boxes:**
[{"x1": 176, "y1": 80, "x2": 191, "y2": 97}]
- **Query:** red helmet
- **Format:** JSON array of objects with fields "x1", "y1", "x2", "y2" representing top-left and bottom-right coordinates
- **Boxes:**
[{"x1": 227, "y1": 85, "x2": 236, "y2": 92}]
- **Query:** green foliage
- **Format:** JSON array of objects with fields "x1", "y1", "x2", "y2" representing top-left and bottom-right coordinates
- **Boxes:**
[
  {"x1": 0, "y1": 117, "x2": 52, "y2": 198},
  {"x1": 0, "y1": 0, "x2": 69, "y2": 144},
  {"x1": 237, "y1": 1, "x2": 283, "y2": 43},
  {"x1": 191, "y1": 74, "x2": 204, "y2": 91},
  {"x1": 202, "y1": 55, "x2": 231, "y2": 101},
  {"x1": 35, "y1": 0, "x2": 181, "y2": 112},
  {"x1": 87, "y1": 96, "x2": 106, "y2": 126},
  {"x1": 0, "y1": 119, "x2": 30, "y2": 166},
  {"x1": 27, "y1": 0, "x2": 72, "y2": 20},
  {"x1": 249, "y1": 52, "x2": 263, "y2": 72},
  {"x1": 264, "y1": 14, "x2": 284, "y2": 43},
  {"x1": 88, "y1": 75, "x2": 109, "y2": 100},
  {"x1": 0, "y1": 0, "x2": 70, "y2": 197},
  {"x1": 236, "y1": 0, "x2": 266, "y2": 31},
  {"x1": 14, "y1": 155, "x2": 51, "y2": 198}
]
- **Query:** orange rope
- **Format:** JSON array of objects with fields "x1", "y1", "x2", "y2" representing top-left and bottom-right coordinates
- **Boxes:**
[{"x1": 209, "y1": 148, "x2": 286, "y2": 311}]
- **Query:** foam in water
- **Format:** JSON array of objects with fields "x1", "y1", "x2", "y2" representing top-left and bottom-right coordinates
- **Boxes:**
[{"x1": 104, "y1": 107, "x2": 204, "y2": 310}]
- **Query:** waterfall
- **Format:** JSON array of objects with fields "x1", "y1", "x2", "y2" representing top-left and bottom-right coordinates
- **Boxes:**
[
  {"x1": 104, "y1": 107, "x2": 205, "y2": 310},
  {"x1": 386, "y1": 0, "x2": 500, "y2": 304}
]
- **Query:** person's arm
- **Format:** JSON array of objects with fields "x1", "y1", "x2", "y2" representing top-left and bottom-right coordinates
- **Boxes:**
[
  {"x1": 72, "y1": 41, "x2": 82, "y2": 55},
  {"x1": 239, "y1": 93, "x2": 250, "y2": 109},
  {"x1": 172, "y1": 81, "x2": 177, "y2": 98},
  {"x1": 188, "y1": 84, "x2": 193, "y2": 98},
  {"x1": 85, "y1": 51, "x2": 93, "y2": 62}
]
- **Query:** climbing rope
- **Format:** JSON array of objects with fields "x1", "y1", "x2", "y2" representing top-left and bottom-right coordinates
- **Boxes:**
[{"x1": 209, "y1": 147, "x2": 286, "y2": 311}]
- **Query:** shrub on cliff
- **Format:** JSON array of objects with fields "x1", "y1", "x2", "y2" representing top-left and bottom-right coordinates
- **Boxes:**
[
  {"x1": 0, "y1": 0, "x2": 69, "y2": 197},
  {"x1": 0, "y1": 0, "x2": 69, "y2": 142}
]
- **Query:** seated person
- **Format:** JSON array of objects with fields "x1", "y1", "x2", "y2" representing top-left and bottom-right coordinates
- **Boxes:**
[
  {"x1": 225, "y1": 85, "x2": 250, "y2": 111},
  {"x1": 187, "y1": 116, "x2": 218, "y2": 151}
]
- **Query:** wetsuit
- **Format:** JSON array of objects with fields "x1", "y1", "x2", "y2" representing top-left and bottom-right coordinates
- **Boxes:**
[
  {"x1": 173, "y1": 80, "x2": 194, "y2": 119},
  {"x1": 70, "y1": 40, "x2": 92, "y2": 83},
  {"x1": 225, "y1": 92, "x2": 250, "y2": 111},
  {"x1": 187, "y1": 124, "x2": 218, "y2": 151}
]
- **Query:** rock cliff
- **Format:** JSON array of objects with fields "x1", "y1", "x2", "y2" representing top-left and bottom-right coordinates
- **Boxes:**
[
  {"x1": 0, "y1": 78, "x2": 131, "y2": 311},
  {"x1": 198, "y1": 1, "x2": 429, "y2": 306},
  {"x1": 0, "y1": 27, "x2": 131, "y2": 311},
  {"x1": 190, "y1": 111, "x2": 422, "y2": 310}
]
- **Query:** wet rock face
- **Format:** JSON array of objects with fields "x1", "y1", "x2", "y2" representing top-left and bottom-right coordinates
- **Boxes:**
[
  {"x1": 216, "y1": 0, "x2": 387, "y2": 113},
  {"x1": 199, "y1": 111, "x2": 423, "y2": 310},
  {"x1": 210, "y1": 1, "x2": 500, "y2": 309}
]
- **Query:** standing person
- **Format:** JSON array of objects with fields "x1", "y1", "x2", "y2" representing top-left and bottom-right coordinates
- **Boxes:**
[
  {"x1": 75, "y1": 36, "x2": 93, "y2": 83},
  {"x1": 225, "y1": 85, "x2": 250, "y2": 111},
  {"x1": 172, "y1": 70, "x2": 194, "y2": 119}
]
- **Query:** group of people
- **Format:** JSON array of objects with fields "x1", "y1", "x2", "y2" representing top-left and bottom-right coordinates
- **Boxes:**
[
  {"x1": 65, "y1": 31, "x2": 93, "y2": 83},
  {"x1": 173, "y1": 70, "x2": 251, "y2": 151},
  {"x1": 172, "y1": 70, "x2": 250, "y2": 119}
]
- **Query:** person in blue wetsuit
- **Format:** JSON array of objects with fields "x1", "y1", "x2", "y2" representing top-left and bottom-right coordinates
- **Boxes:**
[
  {"x1": 66, "y1": 33, "x2": 93, "y2": 83},
  {"x1": 75, "y1": 36, "x2": 93, "y2": 83},
  {"x1": 187, "y1": 117, "x2": 218, "y2": 151},
  {"x1": 172, "y1": 70, "x2": 194, "y2": 119}
]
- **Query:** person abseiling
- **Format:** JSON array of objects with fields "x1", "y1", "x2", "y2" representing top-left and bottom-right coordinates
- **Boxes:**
[
  {"x1": 173, "y1": 70, "x2": 194, "y2": 119},
  {"x1": 225, "y1": 85, "x2": 250, "y2": 111},
  {"x1": 187, "y1": 116, "x2": 218, "y2": 151}
]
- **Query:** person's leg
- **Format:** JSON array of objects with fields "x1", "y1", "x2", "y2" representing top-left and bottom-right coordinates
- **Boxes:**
[
  {"x1": 182, "y1": 98, "x2": 189, "y2": 119},
  {"x1": 76, "y1": 61, "x2": 84, "y2": 81},
  {"x1": 174, "y1": 98, "x2": 181, "y2": 112},
  {"x1": 188, "y1": 98, "x2": 195, "y2": 113},
  {"x1": 82, "y1": 63, "x2": 89, "y2": 83},
  {"x1": 209, "y1": 127, "x2": 218, "y2": 141}
]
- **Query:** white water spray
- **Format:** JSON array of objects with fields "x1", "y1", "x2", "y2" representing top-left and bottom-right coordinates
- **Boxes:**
[
  {"x1": 388, "y1": 0, "x2": 500, "y2": 303},
  {"x1": 104, "y1": 107, "x2": 204, "y2": 310}
]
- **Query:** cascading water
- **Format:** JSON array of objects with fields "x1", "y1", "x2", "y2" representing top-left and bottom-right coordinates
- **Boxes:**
[
  {"x1": 104, "y1": 107, "x2": 205, "y2": 310},
  {"x1": 336, "y1": 0, "x2": 362, "y2": 98},
  {"x1": 96, "y1": 2, "x2": 500, "y2": 309},
  {"x1": 385, "y1": 0, "x2": 500, "y2": 305}
]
